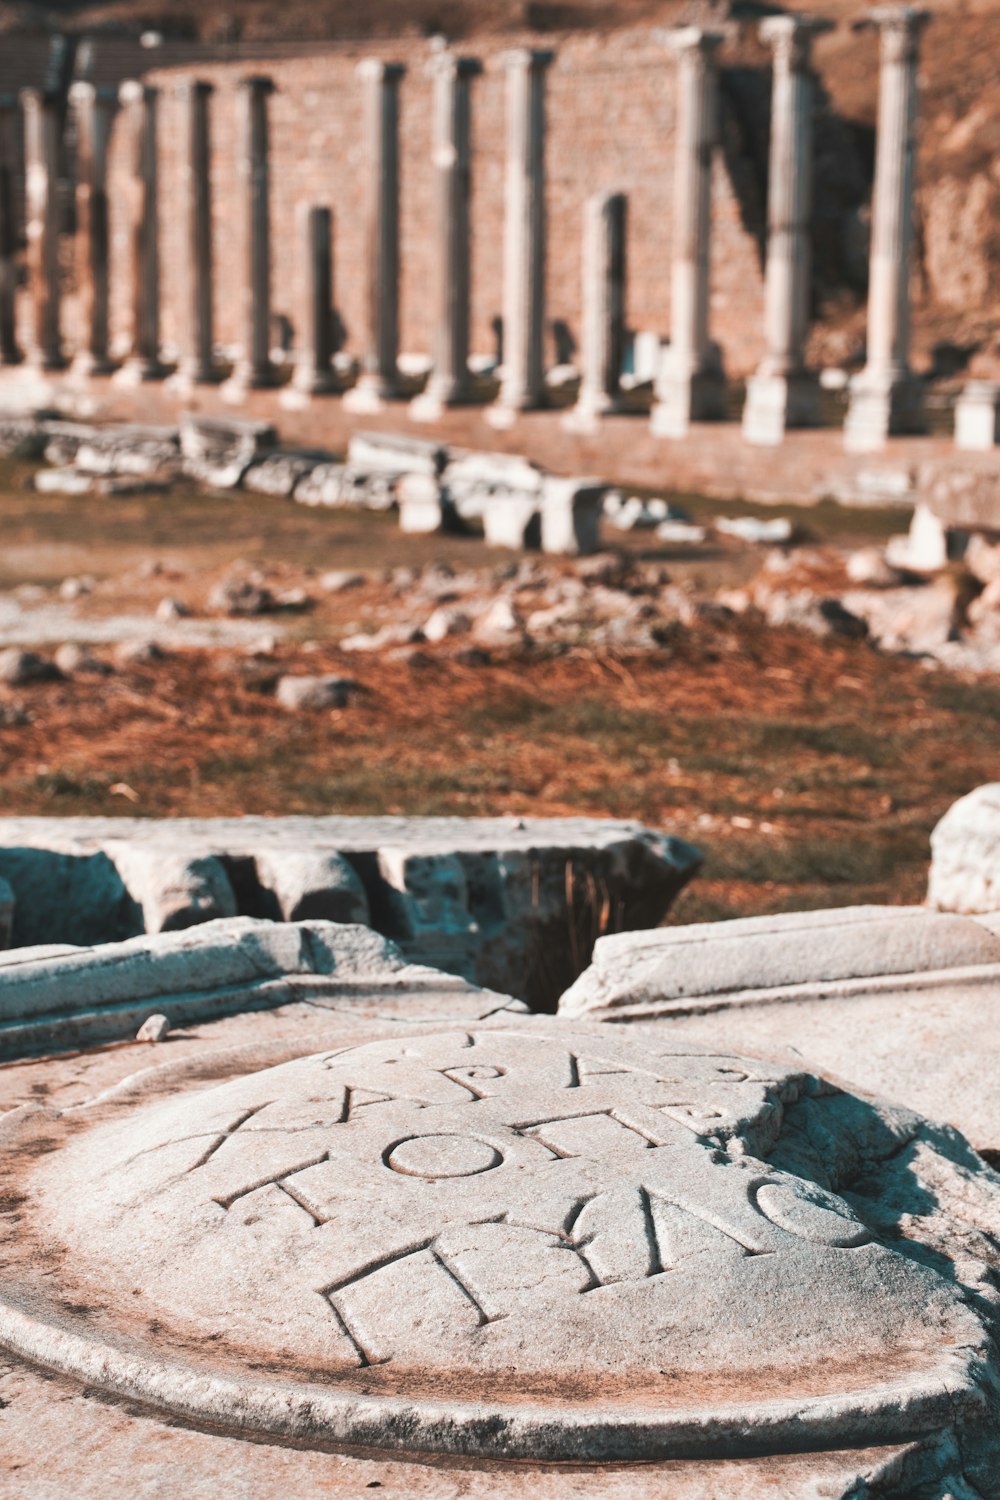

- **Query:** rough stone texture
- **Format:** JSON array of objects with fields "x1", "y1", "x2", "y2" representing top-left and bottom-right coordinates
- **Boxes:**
[
  {"x1": 0, "y1": 915, "x2": 515, "y2": 1056},
  {"x1": 104, "y1": 844, "x2": 238, "y2": 933},
  {"x1": 1, "y1": 1016, "x2": 999, "y2": 1492},
  {"x1": 929, "y1": 783, "x2": 1000, "y2": 914},
  {"x1": 0, "y1": 875, "x2": 12, "y2": 949},
  {"x1": 561, "y1": 905, "x2": 1000, "y2": 1017},
  {"x1": 135, "y1": 1012, "x2": 171, "y2": 1042},
  {"x1": 0, "y1": 816, "x2": 701, "y2": 1008},
  {"x1": 275, "y1": 674, "x2": 355, "y2": 711}
]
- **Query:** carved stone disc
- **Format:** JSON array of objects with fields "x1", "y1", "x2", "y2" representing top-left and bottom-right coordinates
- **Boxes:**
[{"x1": 0, "y1": 1026, "x2": 988, "y2": 1460}]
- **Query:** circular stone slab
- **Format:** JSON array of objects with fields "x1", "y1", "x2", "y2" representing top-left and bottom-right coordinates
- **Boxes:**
[{"x1": 0, "y1": 1025, "x2": 991, "y2": 1461}]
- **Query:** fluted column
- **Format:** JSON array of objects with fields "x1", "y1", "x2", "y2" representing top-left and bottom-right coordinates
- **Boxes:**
[
  {"x1": 564, "y1": 191, "x2": 627, "y2": 432},
  {"x1": 845, "y1": 6, "x2": 929, "y2": 451},
  {"x1": 231, "y1": 76, "x2": 277, "y2": 390},
  {"x1": 69, "y1": 82, "x2": 117, "y2": 377},
  {"x1": 118, "y1": 82, "x2": 164, "y2": 382},
  {"x1": 0, "y1": 96, "x2": 21, "y2": 365},
  {"x1": 21, "y1": 88, "x2": 65, "y2": 371},
  {"x1": 292, "y1": 204, "x2": 337, "y2": 396},
  {"x1": 177, "y1": 80, "x2": 217, "y2": 385},
  {"x1": 345, "y1": 60, "x2": 405, "y2": 412},
  {"x1": 652, "y1": 28, "x2": 727, "y2": 439},
  {"x1": 742, "y1": 16, "x2": 831, "y2": 446},
  {"x1": 410, "y1": 53, "x2": 481, "y2": 422},
  {"x1": 487, "y1": 48, "x2": 553, "y2": 429}
]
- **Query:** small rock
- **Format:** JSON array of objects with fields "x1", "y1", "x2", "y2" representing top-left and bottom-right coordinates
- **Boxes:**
[
  {"x1": 53, "y1": 643, "x2": 114, "y2": 676},
  {"x1": 276, "y1": 674, "x2": 356, "y2": 711},
  {"x1": 473, "y1": 597, "x2": 523, "y2": 644},
  {"x1": 273, "y1": 586, "x2": 313, "y2": 611},
  {"x1": 116, "y1": 639, "x2": 168, "y2": 666},
  {"x1": 964, "y1": 533, "x2": 1000, "y2": 587},
  {"x1": 0, "y1": 648, "x2": 61, "y2": 685},
  {"x1": 716, "y1": 515, "x2": 793, "y2": 545},
  {"x1": 320, "y1": 570, "x2": 365, "y2": 594},
  {"x1": 340, "y1": 624, "x2": 422, "y2": 653},
  {"x1": 656, "y1": 519, "x2": 708, "y2": 545},
  {"x1": 136, "y1": 1014, "x2": 171, "y2": 1043},
  {"x1": 208, "y1": 575, "x2": 275, "y2": 616},
  {"x1": 845, "y1": 548, "x2": 902, "y2": 588},
  {"x1": 59, "y1": 575, "x2": 95, "y2": 601},
  {"x1": 156, "y1": 597, "x2": 190, "y2": 622},
  {"x1": 423, "y1": 606, "x2": 472, "y2": 644},
  {"x1": 244, "y1": 634, "x2": 278, "y2": 657},
  {"x1": 575, "y1": 553, "x2": 628, "y2": 587},
  {"x1": 33, "y1": 467, "x2": 94, "y2": 496}
]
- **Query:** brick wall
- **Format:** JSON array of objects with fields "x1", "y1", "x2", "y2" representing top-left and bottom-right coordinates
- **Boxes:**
[{"x1": 97, "y1": 27, "x2": 770, "y2": 377}]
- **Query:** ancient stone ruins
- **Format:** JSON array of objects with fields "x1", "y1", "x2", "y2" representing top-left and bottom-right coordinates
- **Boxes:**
[
  {"x1": 2, "y1": 785, "x2": 1000, "y2": 1494},
  {"x1": 4, "y1": 3, "x2": 1000, "y2": 1495}
]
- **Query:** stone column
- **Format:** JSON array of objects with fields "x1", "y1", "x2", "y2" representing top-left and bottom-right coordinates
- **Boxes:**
[
  {"x1": 231, "y1": 76, "x2": 277, "y2": 391},
  {"x1": 487, "y1": 48, "x2": 554, "y2": 429},
  {"x1": 0, "y1": 97, "x2": 21, "y2": 365},
  {"x1": 410, "y1": 54, "x2": 481, "y2": 422},
  {"x1": 69, "y1": 82, "x2": 117, "y2": 377},
  {"x1": 21, "y1": 88, "x2": 65, "y2": 371},
  {"x1": 564, "y1": 191, "x2": 627, "y2": 432},
  {"x1": 742, "y1": 16, "x2": 832, "y2": 446},
  {"x1": 651, "y1": 29, "x2": 726, "y2": 440},
  {"x1": 177, "y1": 80, "x2": 217, "y2": 385},
  {"x1": 845, "y1": 6, "x2": 929, "y2": 452},
  {"x1": 344, "y1": 60, "x2": 405, "y2": 413},
  {"x1": 292, "y1": 203, "x2": 337, "y2": 396},
  {"x1": 118, "y1": 82, "x2": 164, "y2": 382}
]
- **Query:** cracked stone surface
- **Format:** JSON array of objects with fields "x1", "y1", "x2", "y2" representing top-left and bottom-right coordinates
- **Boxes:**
[
  {"x1": 0, "y1": 816, "x2": 701, "y2": 1008},
  {"x1": 557, "y1": 906, "x2": 1000, "y2": 1153},
  {"x1": 2, "y1": 1017, "x2": 1000, "y2": 1493}
]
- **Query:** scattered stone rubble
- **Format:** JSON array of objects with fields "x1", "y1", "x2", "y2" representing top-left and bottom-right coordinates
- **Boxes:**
[
  {"x1": 12, "y1": 416, "x2": 613, "y2": 557},
  {"x1": 0, "y1": 815, "x2": 701, "y2": 1008}
]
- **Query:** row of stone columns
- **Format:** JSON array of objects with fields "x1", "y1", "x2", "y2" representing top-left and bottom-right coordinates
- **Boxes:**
[{"x1": 6, "y1": 9, "x2": 931, "y2": 455}]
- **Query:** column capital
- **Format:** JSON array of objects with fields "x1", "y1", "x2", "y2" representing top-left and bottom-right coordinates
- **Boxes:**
[
  {"x1": 119, "y1": 80, "x2": 159, "y2": 108},
  {"x1": 657, "y1": 27, "x2": 726, "y2": 60},
  {"x1": 855, "y1": 7, "x2": 930, "y2": 59},
  {"x1": 760, "y1": 15, "x2": 834, "y2": 65},
  {"x1": 239, "y1": 74, "x2": 276, "y2": 95},
  {"x1": 500, "y1": 48, "x2": 555, "y2": 73},
  {"x1": 19, "y1": 86, "x2": 60, "y2": 111},
  {"x1": 427, "y1": 53, "x2": 483, "y2": 81},
  {"x1": 174, "y1": 78, "x2": 215, "y2": 102},
  {"x1": 69, "y1": 81, "x2": 119, "y2": 108},
  {"x1": 356, "y1": 59, "x2": 406, "y2": 84}
]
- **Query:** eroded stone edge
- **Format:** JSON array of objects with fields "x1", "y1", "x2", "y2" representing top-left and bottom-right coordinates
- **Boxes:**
[{"x1": 0, "y1": 1293, "x2": 982, "y2": 1463}]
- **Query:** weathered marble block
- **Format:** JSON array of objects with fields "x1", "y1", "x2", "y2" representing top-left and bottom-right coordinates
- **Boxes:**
[
  {"x1": 559, "y1": 902, "x2": 1000, "y2": 1153},
  {"x1": 0, "y1": 815, "x2": 701, "y2": 1008},
  {"x1": 929, "y1": 782, "x2": 1000, "y2": 914},
  {"x1": 0, "y1": 915, "x2": 517, "y2": 1055},
  {"x1": 0, "y1": 1008, "x2": 998, "y2": 1494}
]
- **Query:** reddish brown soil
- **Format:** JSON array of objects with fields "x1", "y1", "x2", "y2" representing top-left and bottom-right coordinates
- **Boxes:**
[{"x1": 3, "y1": 617, "x2": 997, "y2": 927}]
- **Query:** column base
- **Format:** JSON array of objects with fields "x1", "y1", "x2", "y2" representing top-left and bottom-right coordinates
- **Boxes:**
[
  {"x1": 27, "y1": 350, "x2": 68, "y2": 375},
  {"x1": 113, "y1": 356, "x2": 168, "y2": 387},
  {"x1": 560, "y1": 391, "x2": 626, "y2": 435},
  {"x1": 281, "y1": 371, "x2": 343, "y2": 411},
  {"x1": 954, "y1": 381, "x2": 1000, "y2": 452},
  {"x1": 651, "y1": 367, "x2": 726, "y2": 439},
  {"x1": 844, "y1": 368, "x2": 924, "y2": 453},
  {"x1": 69, "y1": 351, "x2": 116, "y2": 381},
  {"x1": 741, "y1": 370, "x2": 821, "y2": 447},
  {"x1": 342, "y1": 373, "x2": 404, "y2": 414},
  {"x1": 408, "y1": 380, "x2": 479, "y2": 423},
  {"x1": 164, "y1": 363, "x2": 224, "y2": 398}
]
